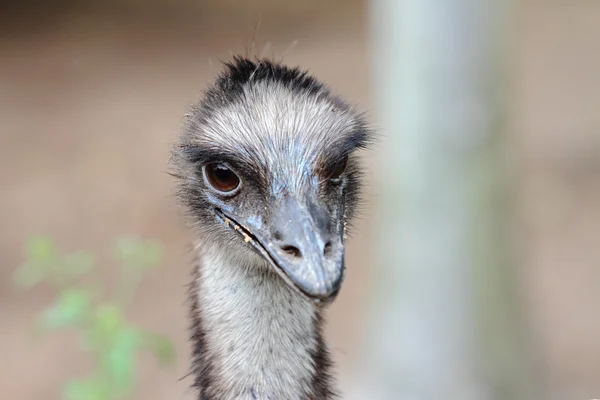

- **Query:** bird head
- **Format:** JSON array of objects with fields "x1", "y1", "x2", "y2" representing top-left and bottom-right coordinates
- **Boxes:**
[{"x1": 172, "y1": 57, "x2": 370, "y2": 304}]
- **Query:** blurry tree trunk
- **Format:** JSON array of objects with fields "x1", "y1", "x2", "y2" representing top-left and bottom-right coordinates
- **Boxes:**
[{"x1": 358, "y1": 0, "x2": 536, "y2": 399}]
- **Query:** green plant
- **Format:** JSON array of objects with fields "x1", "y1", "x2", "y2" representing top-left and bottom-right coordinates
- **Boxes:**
[{"x1": 15, "y1": 235, "x2": 176, "y2": 400}]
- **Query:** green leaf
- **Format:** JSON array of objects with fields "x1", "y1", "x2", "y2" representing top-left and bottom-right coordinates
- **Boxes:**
[
  {"x1": 85, "y1": 305, "x2": 130, "y2": 353},
  {"x1": 39, "y1": 288, "x2": 93, "y2": 331},
  {"x1": 16, "y1": 236, "x2": 93, "y2": 290},
  {"x1": 26, "y1": 235, "x2": 58, "y2": 263},
  {"x1": 101, "y1": 327, "x2": 140, "y2": 393},
  {"x1": 13, "y1": 261, "x2": 44, "y2": 289},
  {"x1": 114, "y1": 236, "x2": 163, "y2": 269},
  {"x1": 136, "y1": 240, "x2": 163, "y2": 269},
  {"x1": 63, "y1": 251, "x2": 94, "y2": 278},
  {"x1": 114, "y1": 236, "x2": 140, "y2": 263},
  {"x1": 63, "y1": 378, "x2": 109, "y2": 400},
  {"x1": 92, "y1": 304, "x2": 125, "y2": 340},
  {"x1": 15, "y1": 235, "x2": 60, "y2": 289},
  {"x1": 17, "y1": 234, "x2": 175, "y2": 400},
  {"x1": 142, "y1": 333, "x2": 176, "y2": 366}
]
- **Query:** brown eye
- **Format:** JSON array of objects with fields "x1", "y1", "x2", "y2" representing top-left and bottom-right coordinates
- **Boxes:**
[
  {"x1": 328, "y1": 156, "x2": 349, "y2": 182},
  {"x1": 203, "y1": 163, "x2": 241, "y2": 194}
]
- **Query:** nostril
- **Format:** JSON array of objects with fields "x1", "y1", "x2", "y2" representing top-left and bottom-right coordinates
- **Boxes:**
[
  {"x1": 272, "y1": 230, "x2": 283, "y2": 241},
  {"x1": 323, "y1": 241, "x2": 332, "y2": 256},
  {"x1": 280, "y1": 245, "x2": 302, "y2": 258}
]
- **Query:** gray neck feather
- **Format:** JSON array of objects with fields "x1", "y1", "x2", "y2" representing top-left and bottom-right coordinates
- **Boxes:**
[{"x1": 189, "y1": 244, "x2": 335, "y2": 400}]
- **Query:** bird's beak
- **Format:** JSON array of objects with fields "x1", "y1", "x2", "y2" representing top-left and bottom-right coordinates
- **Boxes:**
[{"x1": 214, "y1": 195, "x2": 345, "y2": 304}]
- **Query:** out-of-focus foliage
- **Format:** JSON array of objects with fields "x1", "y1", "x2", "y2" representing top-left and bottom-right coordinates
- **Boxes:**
[{"x1": 14, "y1": 235, "x2": 175, "y2": 400}]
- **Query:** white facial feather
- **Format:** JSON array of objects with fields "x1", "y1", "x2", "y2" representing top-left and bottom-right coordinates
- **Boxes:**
[{"x1": 192, "y1": 82, "x2": 360, "y2": 192}]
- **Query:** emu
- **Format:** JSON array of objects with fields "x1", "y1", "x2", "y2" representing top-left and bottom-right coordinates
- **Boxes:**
[{"x1": 171, "y1": 57, "x2": 371, "y2": 400}]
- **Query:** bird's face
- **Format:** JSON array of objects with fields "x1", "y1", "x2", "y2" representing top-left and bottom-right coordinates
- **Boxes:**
[{"x1": 174, "y1": 62, "x2": 369, "y2": 304}]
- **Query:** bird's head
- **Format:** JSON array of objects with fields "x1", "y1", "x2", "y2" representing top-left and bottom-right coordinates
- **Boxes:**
[{"x1": 172, "y1": 57, "x2": 371, "y2": 304}]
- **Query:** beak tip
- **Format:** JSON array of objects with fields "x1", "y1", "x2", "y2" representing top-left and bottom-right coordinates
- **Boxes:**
[
  {"x1": 286, "y1": 264, "x2": 344, "y2": 303},
  {"x1": 311, "y1": 285, "x2": 342, "y2": 305}
]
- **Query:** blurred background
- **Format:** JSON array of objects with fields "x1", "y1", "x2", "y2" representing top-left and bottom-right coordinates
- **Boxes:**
[{"x1": 1, "y1": 0, "x2": 599, "y2": 399}]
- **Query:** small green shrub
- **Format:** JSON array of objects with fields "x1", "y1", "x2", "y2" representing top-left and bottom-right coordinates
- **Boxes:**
[{"x1": 15, "y1": 235, "x2": 176, "y2": 400}]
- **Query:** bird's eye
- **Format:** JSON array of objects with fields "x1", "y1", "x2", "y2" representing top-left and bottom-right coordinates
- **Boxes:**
[
  {"x1": 328, "y1": 156, "x2": 349, "y2": 182},
  {"x1": 203, "y1": 163, "x2": 241, "y2": 194}
]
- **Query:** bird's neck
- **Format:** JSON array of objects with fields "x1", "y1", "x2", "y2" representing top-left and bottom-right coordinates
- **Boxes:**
[{"x1": 190, "y1": 244, "x2": 335, "y2": 400}]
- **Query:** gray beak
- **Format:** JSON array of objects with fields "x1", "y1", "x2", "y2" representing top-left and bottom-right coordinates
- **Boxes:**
[
  {"x1": 263, "y1": 195, "x2": 345, "y2": 302},
  {"x1": 216, "y1": 194, "x2": 345, "y2": 303}
]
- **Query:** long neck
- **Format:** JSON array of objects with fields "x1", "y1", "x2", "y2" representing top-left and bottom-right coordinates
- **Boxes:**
[{"x1": 189, "y1": 244, "x2": 335, "y2": 400}]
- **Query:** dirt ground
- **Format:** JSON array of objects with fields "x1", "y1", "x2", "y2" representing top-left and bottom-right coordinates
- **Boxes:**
[{"x1": 1, "y1": 1, "x2": 599, "y2": 399}]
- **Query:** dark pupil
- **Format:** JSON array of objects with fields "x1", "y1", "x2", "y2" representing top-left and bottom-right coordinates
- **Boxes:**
[
  {"x1": 208, "y1": 164, "x2": 239, "y2": 191},
  {"x1": 214, "y1": 165, "x2": 233, "y2": 182}
]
